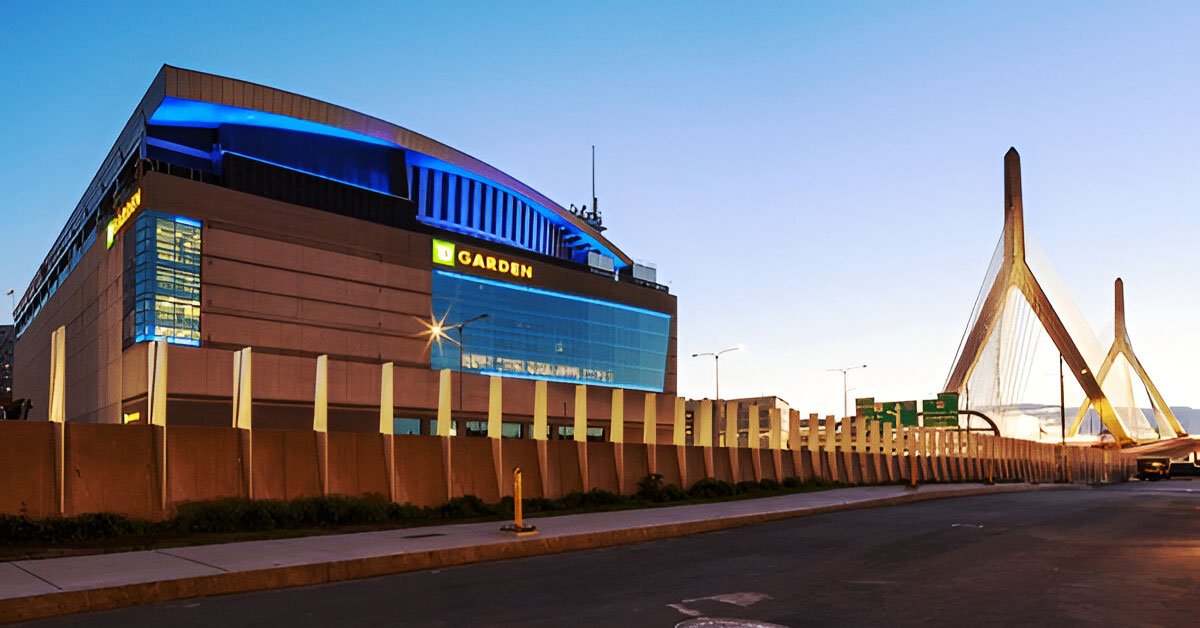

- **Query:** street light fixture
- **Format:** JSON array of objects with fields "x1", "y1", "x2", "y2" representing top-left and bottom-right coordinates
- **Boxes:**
[
  {"x1": 692, "y1": 345, "x2": 742, "y2": 446},
  {"x1": 827, "y1": 364, "x2": 867, "y2": 419}
]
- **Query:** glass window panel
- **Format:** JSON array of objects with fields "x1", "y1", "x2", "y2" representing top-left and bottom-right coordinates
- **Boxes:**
[
  {"x1": 430, "y1": 270, "x2": 669, "y2": 391},
  {"x1": 123, "y1": 211, "x2": 202, "y2": 347}
]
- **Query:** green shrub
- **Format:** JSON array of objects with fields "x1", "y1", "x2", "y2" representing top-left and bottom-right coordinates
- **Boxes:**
[
  {"x1": 734, "y1": 480, "x2": 761, "y2": 494},
  {"x1": 636, "y1": 473, "x2": 667, "y2": 501},
  {"x1": 663, "y1": 483, "x2": 687, "y2": 501},
  {"x1": 439, "y1": 495, "x2": 494, "y2": 519},
  {"x1": 781, "y1": 476, "x2": 801, "y2": 489},
  {"x1": 689, "y1": 478, "x2": 734, "y2": 499},
  {"x1": 0, "y1": 512, "x2": 154, "y2": 545},
  {"x1": 758, "y1": 479, "x2": 781, "y2": 491},
  {"x1": 524, "y1": 497, "x2": 556, "y2": 513}
]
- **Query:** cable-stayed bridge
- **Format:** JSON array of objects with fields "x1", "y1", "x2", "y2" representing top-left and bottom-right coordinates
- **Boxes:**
[{"x1": 943, "y1": 148, "x2": 1191, "y2": 448}]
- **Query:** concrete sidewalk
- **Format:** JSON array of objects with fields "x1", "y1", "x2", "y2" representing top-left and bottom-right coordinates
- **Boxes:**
[{"x1": 0, "y1": 482, "x2": 1070, "y2": 623}]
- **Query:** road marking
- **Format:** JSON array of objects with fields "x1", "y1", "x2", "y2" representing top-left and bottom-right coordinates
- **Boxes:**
[
  {"x1": 683, "y1": 592, "x2": 773, "y2": 607},
  {"x1": 670, "y1": 592, "x2": 776, "y2": 623},
  {"x1": 668, "y1": 603, "x2": 703, "y2": 617},
  {"x1": 675, "y1": 619, "x2": 788, "y2": 627}
]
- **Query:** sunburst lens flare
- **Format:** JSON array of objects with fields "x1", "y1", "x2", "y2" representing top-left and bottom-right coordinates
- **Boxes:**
[{"x1": 416, "y1": 311, "x2": 453, "y2": 353}]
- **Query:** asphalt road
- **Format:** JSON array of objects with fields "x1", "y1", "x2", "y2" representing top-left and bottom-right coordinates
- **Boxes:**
[{"x1": 20, "y1": 481, "x2": 1199, "y2": 628}]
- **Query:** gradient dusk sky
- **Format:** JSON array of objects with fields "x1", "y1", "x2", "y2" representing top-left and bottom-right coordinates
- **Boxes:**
[{"x1": 2, "y1": 1, "x2": 1198, "y2": 414}]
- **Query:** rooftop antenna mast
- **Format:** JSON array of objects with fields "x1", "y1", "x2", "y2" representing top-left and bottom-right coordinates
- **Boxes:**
[{"x1": 581, "y1": 145, "x2": 604, "y2": 231}]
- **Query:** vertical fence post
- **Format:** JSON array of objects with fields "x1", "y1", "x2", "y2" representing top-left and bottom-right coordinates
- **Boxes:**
[
  {"x1": 437, "y1": 368, "x2": 454, "y2": 502},
  {"x1": 725, "y1": 401, "x2": 740, "y2": 481},
  {"x1": 611, "y1": 388, "x2": 625, "y2": 494},
  {"x1": 824, "y1": 415, "x2": 838, "y2": 483},
  {"x1": 673, "y1": 397, "x2": 687, "y2": 485},
  {"x1": 699, "y1": 399, "x2": 714, "y2": 479},
  {"x1": 748, "y1": 404, "x2": 762, "y2": 481},
  {"x1": 574, "y1": 384, "x2": 590, "y2": 491},
  {"x1": 881, "y1": 421, "x2": 895, "y2": 483},
  {"x1": 379, "y1": 362, "x2": 396, "y2": 503},
  {"x1": 488, "y1": 375, "x2": 504, "y2": 497},
  {"x1": 806, "y1": 413, "x2": 819, "y2": 481},
  {"x1": 839, "y1": 415, "x2": 855, "y2": 484},
  {"x1": 233, "y1": 347, "x2": 254, "y2": 499},
  {"x1": 643, "y1": 392, "x2": 657, "y2": 476},
  {"x1": 769, "y1": 406, "x2": 782, "y2": 482},
  {"x1": 867, "y1": 420, "x2": 882, "y2": 484},
  {"x1": 49, "y1": 326, "x2": 67, "y2": 515},
  {"x1": 148, "y1": 339, "x2": 168, "y2": 512},
  {"x1": 313, "y1": 354, "x2": 329, "y2": 496},
  {"x1": 533, "y1": 379, "x2": 549, "y2": 497},
  {"x1": 788, "y1": 409, "x2": 805, "y2": 480}
]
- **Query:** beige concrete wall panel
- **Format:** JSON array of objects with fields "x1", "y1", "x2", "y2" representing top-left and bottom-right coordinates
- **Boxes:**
[
  {"x1": 166, "y1": 426, "x2": 242, "y2": 503},
  {"x1": 65, "y1": 423, "x2": 158, "y2": 518},
  {"x1": 758, "y1": 450, "x2": 778, "y2": 482},
  {"x1": 248, "y1": 429, "x2": 321, "y2": 500},
  {"x1": 711, "y1": 447, "x2": 734, "y2": 483},
  {"x1": 736, "y1": 449, "x2": 756, "y2": 483},
  {"x1": 388, "y1": 436, "x2": 448, "y2": 506},
  {"x1": 654, "y1": 445, "x2": 682, "y2": 487},
  {"x1": 449, "y1": 436, "x2": 500, "y2": 503},
  {"x1": 622, "y1": 444, "x2": 649, "y2": 494},
  {"x1": 585, "y1": 442, "x2": 618, "y2": 493},
  {"x1": 0, "y1": 422, "x2": 56, "y2": 516},
  {"x1": 500, "y1": 439, "x2": 543, "y2": 499},
  {"x1": 322, "y1": 431, "x2": 389, "y2": 497},
  {"x1": 543, "y1": 439, "x2": 583, "y2": 498},
  {"x1": 683, "y1": 446, "x2": 707, "y2": 486}
]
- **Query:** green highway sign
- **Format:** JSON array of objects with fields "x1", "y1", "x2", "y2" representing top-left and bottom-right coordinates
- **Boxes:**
[
  {"x1": 857, "y1": 398, "x2": 918, "y2": 426},
  {"x1": 922, "y1": 392, "x2": 960, "y2": 427}
]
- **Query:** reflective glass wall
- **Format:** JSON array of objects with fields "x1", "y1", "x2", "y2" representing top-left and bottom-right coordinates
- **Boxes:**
[
  {"x1": 122, "y1": 211, "x2": 202, "y2": 346},
  {"x1": 431, "y1": 270, "x2": 670, "y2": 391}
]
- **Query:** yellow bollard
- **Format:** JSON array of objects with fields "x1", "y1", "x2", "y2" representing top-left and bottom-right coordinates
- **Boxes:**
[{"x1": 501, "y1": 467, "x2": 539, "y2": 536}]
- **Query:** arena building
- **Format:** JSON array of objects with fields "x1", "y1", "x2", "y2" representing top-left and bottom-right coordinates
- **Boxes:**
[{"x1": 13, "y1": 66, "x2": 677, "y2": 436}]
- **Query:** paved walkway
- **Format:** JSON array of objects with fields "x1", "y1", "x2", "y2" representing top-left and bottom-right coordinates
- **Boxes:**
[{"x1": 0, "y1": 482, "x2": 1068, "y2": 623}]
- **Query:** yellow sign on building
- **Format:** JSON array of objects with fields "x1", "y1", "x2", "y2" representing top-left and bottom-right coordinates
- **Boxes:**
[
  {"x1": 106, "y1": 188, "x2": 142, "y2": 249},
  {"x1": 432, "y1": 238, "x2": 533, "y2": 279}
]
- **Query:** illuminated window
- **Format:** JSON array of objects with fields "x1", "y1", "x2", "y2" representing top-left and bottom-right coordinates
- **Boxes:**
[
  {"x1": 123, "y1": 212, "x2": 201, "y2": 347},
  {"x1": 431, "y1": 270, "x2": 670, "y2": 391}
]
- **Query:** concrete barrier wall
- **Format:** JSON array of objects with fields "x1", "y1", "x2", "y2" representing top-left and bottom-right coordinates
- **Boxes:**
[
  {"x1": 0, "y1": 422, "x2": 56, "y2": 516},
  {"x1": 327, "y1": 432, "x2": 389, "y2": 498},
  {"x1": 168, "y1": 425, "x2": 242, "y2": 504},
  {"x1": 0, "y1": 421, "x2": 1133, "y2": 519},
  {"x1": 65, "y1": 423, "x2": 158, "y2": 519}
]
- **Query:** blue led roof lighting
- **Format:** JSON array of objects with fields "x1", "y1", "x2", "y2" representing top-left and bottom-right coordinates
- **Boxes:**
[{"x1": 149, "y1": 97, "x2": 399, "y2": 147}]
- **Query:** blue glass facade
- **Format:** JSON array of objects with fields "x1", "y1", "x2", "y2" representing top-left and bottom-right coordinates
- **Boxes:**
[
  {"x1": 431, "y1": 270, "x2": 670, "y2": 391},
  {"x1": 122, "y1": 211, "x2": 202, "y2": 347}
]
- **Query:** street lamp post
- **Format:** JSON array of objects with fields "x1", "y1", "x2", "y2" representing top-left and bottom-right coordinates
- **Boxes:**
[
  {"x1": 433, "y1": 313, "x2": 490, "y2": 433},
  {"x1": 1059, "y1": 353, "x2": 1066, "y2": 482},
  {"x1": 692, "y1": 346, "x2": 741, "y2": 445},
  {"x1": 827, "y1": 364, "x2": 867, "y2": 419}
]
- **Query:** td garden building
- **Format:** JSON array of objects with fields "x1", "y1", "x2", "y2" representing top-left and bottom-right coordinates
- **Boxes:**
[{"x1": 14, "y1": 66, "x2": 677, "y2": 437}]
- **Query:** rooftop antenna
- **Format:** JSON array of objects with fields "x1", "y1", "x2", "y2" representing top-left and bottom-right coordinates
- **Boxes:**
[{"x1": 588, "y1": 145, "x2": 604, "y2": 231}]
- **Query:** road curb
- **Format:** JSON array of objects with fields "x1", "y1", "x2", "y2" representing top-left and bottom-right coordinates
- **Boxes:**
[{"x1": 0, "y1": 483, "x2": 1074, "y2": 623}]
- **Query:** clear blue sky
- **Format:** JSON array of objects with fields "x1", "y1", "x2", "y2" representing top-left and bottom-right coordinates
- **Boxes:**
[{"x1": 2, "y1": 1, "x2": 1197, "y2": 413}]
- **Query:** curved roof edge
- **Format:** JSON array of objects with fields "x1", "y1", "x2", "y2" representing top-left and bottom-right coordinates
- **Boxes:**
[{"x1": 152, "y1": 65, "x2": 632, "y2": 266}]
